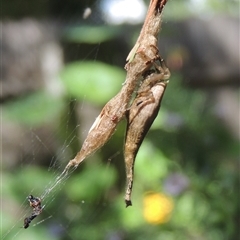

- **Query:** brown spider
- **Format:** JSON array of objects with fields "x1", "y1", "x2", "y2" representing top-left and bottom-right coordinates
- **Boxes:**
[
  {"x1": 27, "y1": 195, "x2": 41, "y2": 208},
  {"x1": 23, "y1": 195, "x2": 43, "y2": 229}
]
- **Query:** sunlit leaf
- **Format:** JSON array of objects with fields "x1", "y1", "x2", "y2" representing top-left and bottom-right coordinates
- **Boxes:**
[
  {"x1": 2, "y1": 91, "x2": 65, "y2": 126},
  {"x1": 136, "y1": 140, "x2": 169, "y2": 186},
  {"x1": 65, "y1": 162, "x2": 117, "y2": 201},
  {"x1": 60, "y1": 61, "x2": 125, "y2": 105}
]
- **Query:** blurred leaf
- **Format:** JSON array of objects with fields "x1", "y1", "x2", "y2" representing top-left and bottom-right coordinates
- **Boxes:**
[
  {"x1": 13, "y1": 166, "x2": 53, "y2": 197},
  {"x1": 2, "y1": 173, "x2": 18, "y2": 232},
  {"x1": 60, "y1": 61, "x2": 125, "y2": 105},
  {"x1": 172, "y1": 191, "x2": 210, "y2": 228},
  {"x1": 2, "y1": 91, "x2": 65, "y2": 127},
  {"x1": 3, "y1": 223, "x2": 58, "y2": 240},
  {"x1": 65, "y1": 162, "x2": 117, "y2": 201},
  {"x1": 163, "y1": 74, "x2": 207, "y2": 129},
  {"x1": 164, "y1": 0, "x2": 238, "y2": 19},
  {"x1": 63, "y1": 25, "x2": 122, "y2": 44},
  {"x1": 116, "y1": 195, "x2": 145, "y2": 229},
  {"x1": 136, "y1": 140, "x2": 170, "y2": 187}
]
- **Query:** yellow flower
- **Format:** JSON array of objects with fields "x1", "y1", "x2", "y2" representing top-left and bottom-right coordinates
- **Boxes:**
[{"x1": 143, "y1": 192, "x2": 173, "y2": 224}]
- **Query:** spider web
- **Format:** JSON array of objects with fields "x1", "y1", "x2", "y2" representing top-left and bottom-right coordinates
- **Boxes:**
[
  {"x1": 1, "y1": 1, "x2": 132, "y2": 239},
  {"x1": 2, "y1": 99, "x2": 78, "y2": 239},
  {"x1": 2, "y1": 93, "x2": 122, "y2": 239}
]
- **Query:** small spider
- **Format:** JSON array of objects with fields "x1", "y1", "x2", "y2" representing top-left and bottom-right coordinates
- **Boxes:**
[
  {"x1": 27, "y1": 195, "x2": 41, "y2": 208},
  {"x1": 23, "y1": 195, "x2": 43, "y2": 229}
]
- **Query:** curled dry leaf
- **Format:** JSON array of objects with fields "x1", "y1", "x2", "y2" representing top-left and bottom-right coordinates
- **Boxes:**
[
  {"x1": 124, "y1": 58, "x2": 170, "y2": 207},
  {"x1": 61, "y1": 0, "x2": 170, "y2": 206}
]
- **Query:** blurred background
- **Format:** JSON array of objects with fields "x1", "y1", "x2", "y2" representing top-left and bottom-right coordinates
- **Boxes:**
[{"x1": 1, "y1": 0, "x2": 239, "y2": 239}]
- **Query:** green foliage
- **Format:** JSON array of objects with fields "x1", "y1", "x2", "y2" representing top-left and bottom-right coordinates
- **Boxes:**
[
  {"x1": 63, "y1": 25, "x2": 122, "y2": 44},
  {"x1": 2, "y1": 91, "x2": 65, "y2": 126},
  {"x1": 164, "y1": 0, "x2": 239, "y2": 19},
  {"x1": 60, "y1": 61, "x2": 125, "y2": 105},
  {"x1": 136, "y1": 141, "x2": 169, "y2": 186},
  {"x1": 65, "y1": 161, "x2": 117, "y2": 201}
]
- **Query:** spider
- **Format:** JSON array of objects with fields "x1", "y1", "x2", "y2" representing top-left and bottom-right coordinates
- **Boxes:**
[
  {"x1": 23, "y1": 195, "x2": 43, "y2": 229},
  {"x1": 27, "y1": 195, "x2": 41, "y2": 208}
]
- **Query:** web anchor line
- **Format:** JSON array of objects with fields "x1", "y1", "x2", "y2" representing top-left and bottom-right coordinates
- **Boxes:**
[{"x1": 41, "y1": 164, "x2": 76, "y2": 200}]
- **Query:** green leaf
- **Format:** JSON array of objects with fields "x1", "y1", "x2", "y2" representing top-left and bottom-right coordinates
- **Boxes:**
[
  {"x1": 63, "y1": 25, "x2": 121, "y2": 44},
  {"x1": 2, "y1": 91, "x2": 65, "y2": 126},
  {"x1": 60, "y1": 61, "x2": 125, "y2": 105},
  {"x1": 136, "y1": 140, "x2": 169, "y2": 186},
  {"x1": 65, "y1": 163, "x2": 116, "y2": 201}
]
